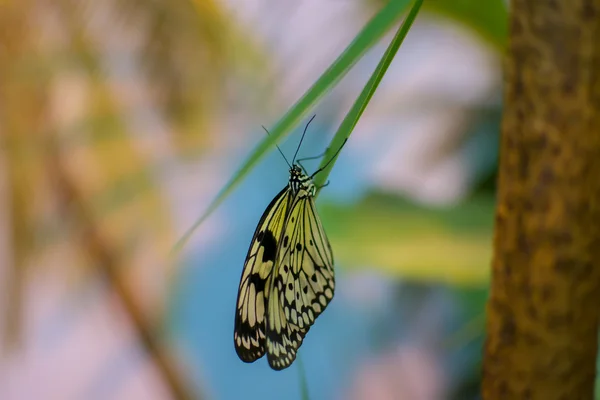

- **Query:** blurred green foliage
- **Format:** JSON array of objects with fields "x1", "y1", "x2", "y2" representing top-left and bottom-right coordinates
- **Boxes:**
[
  {"x1": 322, "y1": 193, "x2": 494, "y2": 286},
  {"x1": 424, "y1": 0, "x2": 507, "y2": 50}
]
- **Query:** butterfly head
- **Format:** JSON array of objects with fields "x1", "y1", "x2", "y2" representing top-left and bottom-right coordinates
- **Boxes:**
[{"x1": 289, "y1": 164, "x2": 314, "y2": 196}]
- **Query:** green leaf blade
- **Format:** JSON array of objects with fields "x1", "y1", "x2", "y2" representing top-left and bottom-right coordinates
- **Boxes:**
[
  {"x1": 172, "y1": 0, "x2": 413, "y2": 255},
  {"x1": 314, "y1": 0, "x2": 424, "y2": 192}
]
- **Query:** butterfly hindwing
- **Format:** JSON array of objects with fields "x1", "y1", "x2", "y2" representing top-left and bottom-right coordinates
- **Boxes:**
[
  {"x1": 265, "y1": 190, "x2": 335, "y2": 369},
  {"x1": 234, "y1": 187, "x2": 291, "y2": 363},
  {"x1": 265, "y1": 274, "x2": 306, "y2": 370}
]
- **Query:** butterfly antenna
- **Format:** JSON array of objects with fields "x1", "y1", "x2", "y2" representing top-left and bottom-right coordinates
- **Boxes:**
[
  {"x1": 292, "y1": 114, "x2": 316, "y2": 165},
  {"x1": 310, "y1": 138, "x2": 348, "y2": 178},
  {"x1": 262, "y1": 125, "x2": 291, "y2": 168}
]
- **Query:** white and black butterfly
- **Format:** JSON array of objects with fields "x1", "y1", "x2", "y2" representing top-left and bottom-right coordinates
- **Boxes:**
[{"x1": 233, "y1": 116, "x2": 345, "y2": 370}]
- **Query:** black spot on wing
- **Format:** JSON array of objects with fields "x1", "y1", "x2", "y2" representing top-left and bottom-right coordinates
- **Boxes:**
[
  {"x1": 248, "y1": 272, "x2": 266, "y2": 293},
  {"x1": 261, "y1": 230, "x2": 277, "y2": 262}
]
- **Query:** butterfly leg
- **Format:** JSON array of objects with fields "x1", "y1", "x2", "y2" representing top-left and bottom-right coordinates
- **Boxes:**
[
  {"x1": 296, "y1": 150, "x2": 327, "y2": 163},
  {"x1": 317, "y1": 181, "x2": 330, "y2": 190}
]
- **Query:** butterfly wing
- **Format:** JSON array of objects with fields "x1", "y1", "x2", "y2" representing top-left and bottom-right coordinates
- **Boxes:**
[
  {"x1": 234, "y1": 187, "x2": 291, "y2": 363},
  {"x1": 265, "y1": 193, "x2": 335, "y2": 370},
  {"x1": 265, "y1": 273, "x2": 306, "y2": 370}
]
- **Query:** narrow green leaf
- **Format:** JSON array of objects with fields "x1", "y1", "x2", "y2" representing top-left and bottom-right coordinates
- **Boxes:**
[
  {"x1": 297, "y1": 355, "x2": 310, "y2": 400},
  {"x1": 171, "y1": 0, "x2": 412, "y2": 255},
  {"x1": 314, "y1": 0, "x2": 424, "y2": 191}
]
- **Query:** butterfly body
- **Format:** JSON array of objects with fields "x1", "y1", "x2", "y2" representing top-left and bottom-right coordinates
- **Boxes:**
[
  {"x1": 288, "y1": 165, "x2": 316, "y2": 196},
  {"x1": 234, "y1": 164, "x2": 335, "y2": 370}
]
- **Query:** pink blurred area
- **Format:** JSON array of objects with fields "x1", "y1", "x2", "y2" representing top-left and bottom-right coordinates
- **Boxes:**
[
  {"x1": 0, "y1": 274, "x2": 173, "y2": 400},
  {"x1": 346, "y1": 346, "x2": 447, "y2": 400}
]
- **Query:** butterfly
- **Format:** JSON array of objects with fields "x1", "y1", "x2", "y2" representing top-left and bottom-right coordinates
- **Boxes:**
[{"x1": 233, "y1": 116, "x2": 345, "y2": 370}]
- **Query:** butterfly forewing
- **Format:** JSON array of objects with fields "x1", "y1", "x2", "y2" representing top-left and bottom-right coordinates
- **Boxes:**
[{"x1": 234, "y1": 187, "x2": 291, "y2": 363}]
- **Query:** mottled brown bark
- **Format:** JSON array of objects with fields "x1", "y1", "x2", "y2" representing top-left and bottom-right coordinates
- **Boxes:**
[{"x1": 483, "y1": 0, "x2": 600, "y2": 399}]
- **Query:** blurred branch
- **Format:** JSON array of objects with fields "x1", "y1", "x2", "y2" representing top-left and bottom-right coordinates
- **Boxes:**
[
  {"x1": 3, "y1": 139, "x2": 29, "y2": 350},
  {"x1": 3, "y1": 138, "x2": 34, "y2": 350},
  {"x1": 46, "y1": 136, "x2": 199, "y2": 400},
  {"x1": 0, "y1": 0, "x2": 46, "y2": 349},
  {"x1": 1, "y1": 0, "x2": 203, "y2": 397},
  {"x1": 483, "y1": 0, "x2": 600, "y2": 398},
  {"x1": 49, "y1": 2, "x2": 199, "y2": 398}
]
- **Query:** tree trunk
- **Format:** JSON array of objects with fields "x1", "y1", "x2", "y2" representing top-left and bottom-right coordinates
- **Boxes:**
[{"x1": 483, "y1": 0, "x2": 600, "y2": 399}]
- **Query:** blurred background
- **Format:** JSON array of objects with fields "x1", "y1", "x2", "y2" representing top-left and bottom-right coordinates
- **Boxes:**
[{"x1": 0, "y1": 0, "x2": 509, "y2": 399}]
